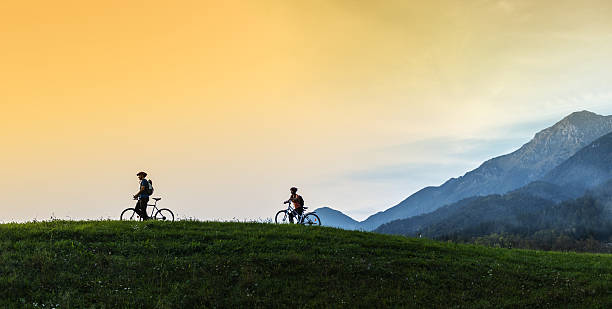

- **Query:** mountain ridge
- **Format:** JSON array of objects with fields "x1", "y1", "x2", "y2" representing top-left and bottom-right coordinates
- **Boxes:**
[
  {"x1": 326, "y1": 110, "x2": 612, "y2": 230},
  {"x1": 374, "y1": 130, "x2": 612, "y2": 238}
]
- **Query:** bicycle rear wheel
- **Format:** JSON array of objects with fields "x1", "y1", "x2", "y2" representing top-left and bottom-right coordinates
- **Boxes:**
[
  {"x1": 302, "y1": 213, "x2": 321, "y2": 226},
  {"x1": 154, "y1": 208, "x2": 175, "y2": 222},
  {"x1": 120, "y1": 208, "x2": 141, "y2": 221},
  {"x1": 275, "y1": 210, "x2": 293, "y2": 224}
]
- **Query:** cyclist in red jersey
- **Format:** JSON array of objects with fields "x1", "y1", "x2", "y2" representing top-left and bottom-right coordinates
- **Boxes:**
[{"x1": 284, "y1": 187, "x2": 304, "y2": 223}]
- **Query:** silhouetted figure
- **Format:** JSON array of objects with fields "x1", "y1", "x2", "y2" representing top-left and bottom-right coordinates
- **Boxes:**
[
  {"x1": 133, "y1": 172, "x2": 151, "y2": 220},
  {"x1": 284, "y1": 187, "x2": 304, "y2": 223}
]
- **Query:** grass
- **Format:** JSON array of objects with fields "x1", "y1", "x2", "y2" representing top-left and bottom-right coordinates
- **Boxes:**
[{"x1": 0, "y1": 220, "x2": 610, "y2": 308}]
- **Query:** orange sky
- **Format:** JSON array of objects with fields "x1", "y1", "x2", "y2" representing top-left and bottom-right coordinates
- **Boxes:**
[{"x1": 2, "y1": 1, "x2": 612, "y2": 221}]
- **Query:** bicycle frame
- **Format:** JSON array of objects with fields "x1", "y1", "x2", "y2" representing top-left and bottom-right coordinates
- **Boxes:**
[
  {"x1": 283, "y1": 204, "x2": 302, "y2": 222},
  {"x1": 282, "y1": 204, "x2": 315, "y2": 223},
  {"x1": 146, "y1": 199, "x2": 162, "y2": 218},
  {"x1": 122, "y1": 197, "x2": 174, "y2": 221},
  {"x1": 275, "y1": 202, "x2": 319, "y2": 225}
]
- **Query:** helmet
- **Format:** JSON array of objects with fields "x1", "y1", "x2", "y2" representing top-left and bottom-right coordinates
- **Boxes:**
[
  {"x1": 137, "y1": 171, "x2": 148, "y2": 177},
  {"x1": 290, "y1": 187, "x2": 298, "y2": 192}
]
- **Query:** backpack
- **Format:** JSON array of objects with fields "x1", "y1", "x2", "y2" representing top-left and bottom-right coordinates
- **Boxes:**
[
  {"x1": 296, "y1": 195, "x2": 304, "y2": 208},
  {"x1": 146, "y1": 179, "x2": 154, "y2": 196}
]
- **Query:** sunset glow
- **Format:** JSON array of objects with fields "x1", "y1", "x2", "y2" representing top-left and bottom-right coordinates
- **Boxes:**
[{"x1": 2, "y1": 0, "x2": 612, "y2": 221}]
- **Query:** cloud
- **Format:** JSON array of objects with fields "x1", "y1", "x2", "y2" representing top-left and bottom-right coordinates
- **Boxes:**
[
  {"x1": 345, "y1": 132, "x2": 534, "y2": 185},
  {"x1": 382, "y1": 135, "x2": 529, "y2": 161},
  {"x1": 348, "y1": 162, "x2": 463, "y2": 182}
]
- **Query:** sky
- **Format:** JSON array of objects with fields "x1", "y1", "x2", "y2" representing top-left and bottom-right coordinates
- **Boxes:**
[{"x1": 1, "y1": 0, "x2": 612, "y2": 221}]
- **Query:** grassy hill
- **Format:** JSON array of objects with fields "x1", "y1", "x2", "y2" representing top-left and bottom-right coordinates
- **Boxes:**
[{"x1": 0, "y1": 221, "x2": 610, "y2": 308}]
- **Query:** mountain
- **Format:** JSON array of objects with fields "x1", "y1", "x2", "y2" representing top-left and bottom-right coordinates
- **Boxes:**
[
  {"x1": 375, "y1": 130, "x2": 612, "y2": 239},
  {"x1": 507, "y1": 181, "x2": 579, "y2": 203},
  {"x1": 374, "y1": 185, "x2": 561, "y2": 237},
  {"x1": 542, "y1": 131, "x2": 612, "y2": 191},
  {"x1": 314, "y1": 207, "x2": 360, "y2": 230},
  {"x1": 375, "y1": 182, "x2": 612, "y2": 245},
  {"x1": 356, "y1": 111, "x2": 612, "y2": 230}
]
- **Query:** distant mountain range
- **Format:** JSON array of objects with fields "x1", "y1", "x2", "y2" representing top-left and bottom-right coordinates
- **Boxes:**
[
  {"x1": 375, "y1": 126, "x2": 612, "y2": 236},
  {"x1": 317, "y1": 111, "x2": 612, "y2": 231},
  {"x1": 375, "y1": 178, "x2": 612, "y2": 241}
]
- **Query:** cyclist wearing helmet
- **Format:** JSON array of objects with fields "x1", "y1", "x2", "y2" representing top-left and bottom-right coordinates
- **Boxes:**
[
  {"x1": 284, "y1": 187, "x2": 304, "y2": 223},
  {"x1": 133, "y1": 171, "x2": 150, "y2": 220}
]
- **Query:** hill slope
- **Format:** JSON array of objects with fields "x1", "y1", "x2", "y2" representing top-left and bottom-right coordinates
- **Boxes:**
[
  {"x1": 0, "y1": 221, "x2": 610, "y2": 308},
  {"x1": 542, "y1": 131, "x2": 612, "y2": 190},
  {"x1": 376, "y1": 188, "x2": 612, "y2": 245},
  {"x1": 352, "y1": 111, "x2": 612, "y2": 230},
  {"x1": 375, "y1": 189, "x2": 558, "y2": 238}
]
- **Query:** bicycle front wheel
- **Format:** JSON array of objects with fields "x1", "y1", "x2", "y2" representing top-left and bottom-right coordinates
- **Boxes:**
[
  {"x1": 302, "y1": 213, "x2": 321, "y2": 226},
  {"x1": 120, "y1": 208, "x2": 141, "y2": 221},
  {"x1": 275, "y1": 210, "x2": 293, "y2": 224},
  {"x1": 154, "y1": 208, "x2": 175, "y2": 222}
]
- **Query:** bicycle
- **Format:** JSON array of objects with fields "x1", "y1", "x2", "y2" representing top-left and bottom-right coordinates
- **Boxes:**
[
  {"x1": 275, "y1": 202, "x2": 321, "y2": 226},
  {"x1": 120, "y1": 197, "x2": 175, "y2": 221}
]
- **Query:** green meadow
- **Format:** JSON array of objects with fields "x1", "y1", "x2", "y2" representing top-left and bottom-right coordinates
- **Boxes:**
[{"x1": 0, "y1": 221, "x2": 610, "y2": 308}]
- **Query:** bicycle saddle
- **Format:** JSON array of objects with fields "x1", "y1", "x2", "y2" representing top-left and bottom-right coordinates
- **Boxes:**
[
  {"x1": 303, "y1": 207, "x2": 308, "y2": 210},
  {"x1": 152, "y1": 197, "x2": 162, "y2": 201}
]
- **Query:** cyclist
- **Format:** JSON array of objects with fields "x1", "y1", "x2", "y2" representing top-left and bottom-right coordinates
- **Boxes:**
[
  {"x1": 133, "y1": 171, "x2": 151, "y2": 220},
  {"x1": 284, "y1": 187, "x2": 304, "y2": 223}
]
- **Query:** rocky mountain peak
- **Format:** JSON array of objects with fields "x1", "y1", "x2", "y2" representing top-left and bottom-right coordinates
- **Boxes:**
[
  {"x1": 560, "y1": 110, "x2": 601, "y2": 123},
  {"x1": 550, "y1": 110, "x2": 605, "y2": 130},
  {"x1": 530, "y1": 111, "x2": 611, "y2": 145}
]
